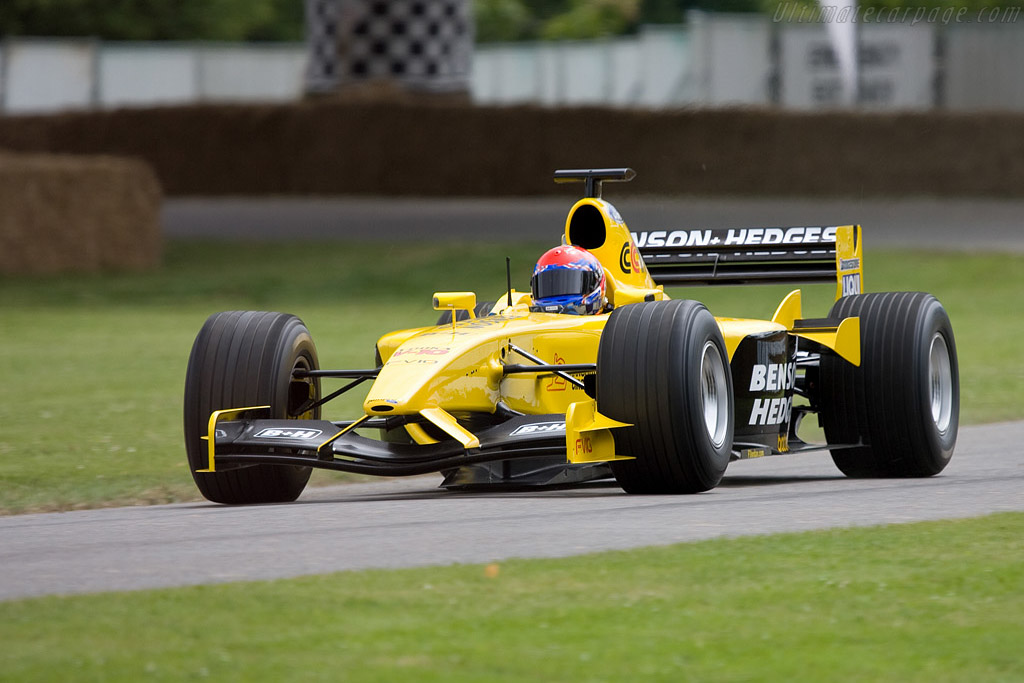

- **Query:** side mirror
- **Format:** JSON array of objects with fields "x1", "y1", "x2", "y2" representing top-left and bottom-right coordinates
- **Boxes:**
[{"x1": 432, "y1": 292, "x2": 477, "y2": 319}]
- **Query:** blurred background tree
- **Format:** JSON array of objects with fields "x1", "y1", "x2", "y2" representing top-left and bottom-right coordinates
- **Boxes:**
[{"x1": 0, "y1": 0, "x2": 305, "y2": 41}]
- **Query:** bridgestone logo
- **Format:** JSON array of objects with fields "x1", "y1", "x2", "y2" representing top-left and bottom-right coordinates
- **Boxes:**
[
  {"x1": 254, "y1": 428, "x2": 323, "y2": 440},
  {"x1": 509, "y1": 422, "x2": 566, "y2": 436}
]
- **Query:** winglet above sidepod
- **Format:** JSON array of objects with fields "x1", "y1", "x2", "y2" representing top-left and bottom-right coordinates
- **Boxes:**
[{"x1": 565, "y1": 399, "x2": 633, "y2": 464}]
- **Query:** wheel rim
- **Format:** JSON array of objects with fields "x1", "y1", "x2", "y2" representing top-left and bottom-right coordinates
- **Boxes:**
[
  {"x1": 700, "y1": 341, "x2": 730, "y2": 448},
  {"x1": 288, "y1": 355, "x2": 318, "y2": 419},
  {"x1": 928, "y1": 332, "x2": 953, "y2": 434}
]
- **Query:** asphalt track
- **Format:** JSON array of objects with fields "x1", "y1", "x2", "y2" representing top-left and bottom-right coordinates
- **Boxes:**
[
  {"x1": 2, "y1": 420, "x2": 1023, "y2": 601},
  {"x1": 162, "y1": 195, "x2": 1024, "y2": 251}
]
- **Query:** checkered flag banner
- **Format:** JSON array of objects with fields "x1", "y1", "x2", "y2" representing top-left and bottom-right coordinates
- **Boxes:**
[{"x1": 305, "y1": 0, "x2": 473, "y2": 95}]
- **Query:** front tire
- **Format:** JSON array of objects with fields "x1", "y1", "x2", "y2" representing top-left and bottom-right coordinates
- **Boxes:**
[
  {"x1": 184, "y1": 311, "x2": 320, "y2": 504},
  {"x1": 819, "y1": 292, "x2": 959, "y2": 477},
  {"x1": 597, "y1": 300, "x2": 734, "y2": 493}
]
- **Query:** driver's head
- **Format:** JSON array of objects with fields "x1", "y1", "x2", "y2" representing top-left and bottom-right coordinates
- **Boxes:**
[{"x1": 529, "y1": 245, "x2": 606, "y2": 315}]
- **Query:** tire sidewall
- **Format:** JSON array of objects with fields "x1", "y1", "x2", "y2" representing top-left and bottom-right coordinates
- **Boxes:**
[
  {"x1": 183, "y1": 311, "x2": 319, "y2": 503},
  {"x1": 271, "y1": 325, "x2": 320, "y2": 421},
  {"x1": 599, "y1": 300, "x2": 734, "y2": 493},
  {"x1": 914, "y1": 300, "x2": 959, "y2": 470},
  {"x1": 671, "y1": 309, "x2": 734, "y2": 483},
  {"x1": 822, "y1": 292, "x2": 959, "y2": 478}
]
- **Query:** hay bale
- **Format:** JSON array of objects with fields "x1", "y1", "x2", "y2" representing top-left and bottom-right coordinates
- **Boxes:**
[{"x1": 0, "y1": 151, "x2": 162, "y2": 275}]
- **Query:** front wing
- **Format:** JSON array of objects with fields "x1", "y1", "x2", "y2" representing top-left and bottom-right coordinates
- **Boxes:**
[{"x1": 206, "y1": 411, "x2": 581, "y2": 479}]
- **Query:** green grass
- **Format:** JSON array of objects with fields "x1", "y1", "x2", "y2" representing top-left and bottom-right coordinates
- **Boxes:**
[
  {"x1": 2, "y1": 512, "x2": 1022, "y2": 682},
  {"x1": 1, "y1": 241, "x2": 1022, "y2": 514}
]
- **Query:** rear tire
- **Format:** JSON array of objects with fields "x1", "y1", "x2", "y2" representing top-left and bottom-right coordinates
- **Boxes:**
[
  {"x1": 184, "y1": 311, "x2": 320, "y2": 504},
  {"x1": 597, "y1": 300, "x2": 734, "y2": 493},
  {"x1": 819, "y1": 292, "x2": 958, "y2": 477}
]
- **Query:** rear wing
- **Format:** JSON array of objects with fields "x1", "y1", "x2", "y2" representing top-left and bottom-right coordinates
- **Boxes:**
[{"x1": 633, "y1": 225, "x2": 864, "y2": 300}]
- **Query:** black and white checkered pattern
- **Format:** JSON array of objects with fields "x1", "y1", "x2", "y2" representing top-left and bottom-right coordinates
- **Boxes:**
[
  {"x1": 305, "y1": 0, "x2": 472, "y2": 94},
  {"x1": 305, "y1": 0, "x2": 343, "y2": 93}
]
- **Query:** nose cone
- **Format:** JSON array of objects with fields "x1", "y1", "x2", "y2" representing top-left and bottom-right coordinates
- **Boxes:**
[
  {"x1": 365, "y1": 398, "x2": 399, "y2": 414},
  {"x1": 363, "y1": 331, "x2": 505, "y2": 416}
]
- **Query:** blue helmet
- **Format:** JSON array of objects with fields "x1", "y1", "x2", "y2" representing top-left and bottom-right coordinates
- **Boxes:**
[{"x1": 529, "y1": 245, "x2": 607, "y2": 315}]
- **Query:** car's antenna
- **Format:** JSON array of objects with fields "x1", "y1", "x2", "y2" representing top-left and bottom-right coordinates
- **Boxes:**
[{"x1": 506, "y1": 257, "x2": 513, "y2": 309}]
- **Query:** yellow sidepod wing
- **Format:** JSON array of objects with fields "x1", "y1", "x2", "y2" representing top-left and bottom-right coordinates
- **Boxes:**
[
  {"x1": 770, "y1": 289, "x2": 861, "y2": 366},
  {"x1": 565, "y1": 399, "x2": 633, "y2": 464}
]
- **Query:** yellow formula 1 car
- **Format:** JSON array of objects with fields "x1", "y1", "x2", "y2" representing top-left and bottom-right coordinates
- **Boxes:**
[{"x1": 184, "y1": 168, "x2": 959, "y2": 504}]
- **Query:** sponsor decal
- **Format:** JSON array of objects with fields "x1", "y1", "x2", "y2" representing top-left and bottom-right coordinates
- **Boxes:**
[
  {"x1": 839, "y1": 257, "x2": 861, "y2": 272},
  {"x1": 573, "y1": 436, "x2": 594, "y2": 456},
  {"x1": 392, "y1": 346, "x2": 450, "y2": 357},
  {"x1": 461, "y1": 317, "x2": 506, "y2": 328},
  {"x1": 604, "y1": 202, "x2": 624, "y2": 223},
  {"x1": 509, "y1": 421, "x2": 566, "y2": 436},
  {"x1": 632, "y1": 226, "x2": 838, "y2": 249},
  {"x1": 619, "y1": 241, "x2": 643, "y2": 274},
  {"x1": 213, "y1": 429, "x2": 227, "y2": 439},
  {"x1": 749, "y1": 363, "x2": 796, "y2": 392},
  {"x1": 720, "y1": 226, "x2": 838, "y2": 245},
  {"x1": 842, "y1": 273, "x2": 862, "y2": 297},
  {"x1": 632, "y1": 230, "x2": 714, "y2": 248},
  {"x1": 777, "y1": 433, "x2": 790, "y2": 453},
  {"x1": 545, "y1": 353, "x2": 567, "y2": 392},
  {"x1": 254, "y1": 427, "x2": 323, "y2": 440},
  {"x1": 748, "y1": 397, "x2": 793, "y2": 426},
  {"x1": 419, "y1": 315, "x2": 509, "y2": 338}
]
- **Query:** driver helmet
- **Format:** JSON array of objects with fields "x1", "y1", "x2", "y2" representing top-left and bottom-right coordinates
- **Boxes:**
[{"x1": 530, "y1": 245, "x2": 606, "y2": 315}]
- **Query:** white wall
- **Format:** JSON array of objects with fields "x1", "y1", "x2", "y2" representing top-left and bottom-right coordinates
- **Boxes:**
[
  {"x1": 470, "y1": 28, "x2": 692, "y2": 109},
  {"x1": 944, "y1": 24, "x2": 1024, "y2": 110},
  {"x1": 688, "y1": 12, "x2": 771, "y2": 106},
  {"x1": 99, "y1": 45, "x2": 198, "y2": 108},
  {"x1": 2, "y1": 39, "x2": 97, "y2": 113},
  {"x1": 3, "y1": 21, "x2": 1024, "y2": 114},
  {"x1": 197, "y1": 45, "x2": 307, "y2": 101},
  {"x1": 1, "y1": 39, "x2": 306, "y2": 114}
]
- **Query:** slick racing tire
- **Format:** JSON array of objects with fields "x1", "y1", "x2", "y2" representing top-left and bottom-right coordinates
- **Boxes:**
[
  {"x1": 819, "y1": 292, "x2": 959, "y2": 478},
  {"x1": 436, "y1": 301, "x2": 496, "y2": 325},
  {"x1": 597, "y1": 300, "x2": 734, "y2": 494},
  {"x1": 184, "y1": 311, "x2": 320, "y2": 504}
]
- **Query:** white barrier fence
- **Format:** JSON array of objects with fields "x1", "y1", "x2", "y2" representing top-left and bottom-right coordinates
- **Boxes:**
[
  {"x1": 1, "y1": 15, "x2": 1023, "y2": 114},
  {"x1": 0, "y1": 40, "x2": 308, "y2": 113}
]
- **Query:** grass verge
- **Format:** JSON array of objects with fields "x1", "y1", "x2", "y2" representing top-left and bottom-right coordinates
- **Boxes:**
[
  {"x1": 1, "y1": 512, "x2": 1022, "y2": 681},
  {"x1": 1, "y1": 241, "x2": 1022, "y2": 514}
]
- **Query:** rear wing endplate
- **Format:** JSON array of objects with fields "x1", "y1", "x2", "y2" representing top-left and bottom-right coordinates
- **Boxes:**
[{"x1": 633, "y1": 225, "x2": 863, "y2": 300}]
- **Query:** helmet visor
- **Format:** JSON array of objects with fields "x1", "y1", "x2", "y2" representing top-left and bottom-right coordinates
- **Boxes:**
[{"x1": 532, "y1": 268, "x2": 601, "y2": 301}]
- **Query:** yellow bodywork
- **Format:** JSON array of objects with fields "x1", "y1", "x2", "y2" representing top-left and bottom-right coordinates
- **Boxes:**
[
  {"x1": 565, "y1": 399, "x2": 634, "y2": 463},
  {"x1": 202, "y1": 189, "x2": 866, "y2": 474},
  {"x1": 364, "y1": 202, "x2": 863, "y2": 466},
  {"x1": 366, "y1": 310, "x2": 606, "y2": 417}
]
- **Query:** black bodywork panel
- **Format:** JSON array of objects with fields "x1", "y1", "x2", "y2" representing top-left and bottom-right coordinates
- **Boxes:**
[{"x1": 211, "y1": 413, "x2": 607, "y2": 486}]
